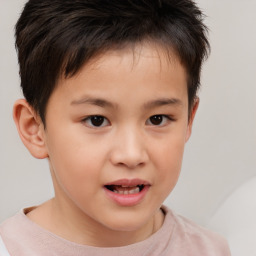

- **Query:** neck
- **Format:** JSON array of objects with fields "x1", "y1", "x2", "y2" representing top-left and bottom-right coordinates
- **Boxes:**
[{"x1": 26, "y1": 198, "x2": 165, "y2": 247}]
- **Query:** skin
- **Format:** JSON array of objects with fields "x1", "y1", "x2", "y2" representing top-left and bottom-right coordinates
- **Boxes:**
[{"x1": 13, "y1": 43, "x2": 198, "y2": 247}]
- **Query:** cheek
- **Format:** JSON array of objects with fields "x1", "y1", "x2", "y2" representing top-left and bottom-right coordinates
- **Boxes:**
[
  {"x1": 46, "y1": 131, "x2": 106, "y2": 195},
  {"x1": 152, "y1": 133, "x2": 186, "y2": 184},
  {"x1": 147, "y1": 135, "x2": 185, "y2": 207}
]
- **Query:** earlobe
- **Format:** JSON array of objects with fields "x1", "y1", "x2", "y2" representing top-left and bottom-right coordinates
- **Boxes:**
[
  {"x1": 13, "y1": 99, "x2": 48, "y2": 159},
  {"x1": 185, "y1": 97, "x2": 199, "y2": 142}
]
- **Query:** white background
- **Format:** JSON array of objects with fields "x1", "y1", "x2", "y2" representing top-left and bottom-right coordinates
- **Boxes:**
[{"x1": 0, "y1": 0, "x2": 255, "y2": 247}]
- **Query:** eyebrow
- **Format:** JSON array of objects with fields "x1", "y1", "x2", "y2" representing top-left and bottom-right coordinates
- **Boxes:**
[
  {"x1": 71, "y1": 97, "x2": 116, "y2": 108},
  {"x1": 71, "y1": 96, "x2": 182, "y2": 109},
  {"x1": 143, "y1": 98, "x2": 183, "y2": 109}
]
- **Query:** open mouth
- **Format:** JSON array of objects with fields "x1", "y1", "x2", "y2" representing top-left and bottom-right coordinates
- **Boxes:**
[
  {"x1": 104, "y1": 184, "x2": 145, "y2": 195},
  {"x1": 104, "y1": 179, "x2": 150, "y2": 206}
]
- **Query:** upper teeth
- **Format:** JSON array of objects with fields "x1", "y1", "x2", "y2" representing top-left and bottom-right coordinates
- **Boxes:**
[{"x1": 114, "y1": 187, "x2": 140, "y2": 194}]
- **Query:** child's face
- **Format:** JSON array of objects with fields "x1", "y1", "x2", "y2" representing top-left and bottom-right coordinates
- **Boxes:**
[{"x1": 42, "y1": 44, "x2": 196, "y2": 234}]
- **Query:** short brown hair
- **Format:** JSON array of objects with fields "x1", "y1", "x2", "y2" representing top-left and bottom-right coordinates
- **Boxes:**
[{"x1": 15, "y1": 0, "x2": 210, "y2": 124}]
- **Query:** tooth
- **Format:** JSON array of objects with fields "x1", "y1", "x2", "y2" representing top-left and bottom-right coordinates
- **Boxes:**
[
  {"x1": 128, "y1": 189, "x2": 135, "y2": 194},
  {"x1": 113, "y1": 187, "x2": 141, "y2": 195},
  {"x1": 134, "y1": 187, "x2": 140, "y2": 194},
  {"x1": 129, "y1": 187, "x2": 140, "y2": 194}
]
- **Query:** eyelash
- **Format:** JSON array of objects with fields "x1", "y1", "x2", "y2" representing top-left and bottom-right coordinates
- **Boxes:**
[
  {"x1": 146, "y1": 115, "x2": 175, "y2": 126},
  {"x1": 81, "y1": 114, "x2": 175, "y2": 128},
  {"x1": 81, "y1": 115, "x2": 110, "y2": 128}
]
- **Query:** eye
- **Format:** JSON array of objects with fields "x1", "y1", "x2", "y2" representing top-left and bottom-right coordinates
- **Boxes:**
[
  {"x1": 146, "y1": 115, "x2": 172, "y2": 126},
  {"x1": 82, "y1": 115, "x2": 110, "y2": 128}
]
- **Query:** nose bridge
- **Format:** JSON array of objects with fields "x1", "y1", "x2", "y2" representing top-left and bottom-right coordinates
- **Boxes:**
[{"x1": 110, "y1": 124, "x2": 148, "y2": 168}]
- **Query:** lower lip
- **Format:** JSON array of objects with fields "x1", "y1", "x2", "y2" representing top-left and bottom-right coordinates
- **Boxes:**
[{"x1": 104, "y1": 186, "x2": 150, "y2": 206}]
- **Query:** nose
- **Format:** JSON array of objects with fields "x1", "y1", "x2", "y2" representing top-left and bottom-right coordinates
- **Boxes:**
[{"x1": 110, "y1": 126, "x2": 149, "y2": 169}]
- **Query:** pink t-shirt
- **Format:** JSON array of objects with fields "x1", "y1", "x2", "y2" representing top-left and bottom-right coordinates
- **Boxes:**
[{"x1": 0, "y1": 205, "x2": 231, "y2": 256}]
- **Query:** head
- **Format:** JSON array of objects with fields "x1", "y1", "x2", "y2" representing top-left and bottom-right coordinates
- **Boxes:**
[
  {"x1": 15, "y1": 0, "x2": 209, "y2": 125},
  {"x1": 13, "y1": 0, "x2": 210, "y2": 246}
]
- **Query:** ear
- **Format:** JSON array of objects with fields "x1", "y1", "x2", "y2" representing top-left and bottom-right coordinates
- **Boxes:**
[
  {"x1": 185, "y1": 97, "x2": 199, "y2": 142},
  {"x1": 13, "y1": 99, "x2": 48, "y2": 159}
]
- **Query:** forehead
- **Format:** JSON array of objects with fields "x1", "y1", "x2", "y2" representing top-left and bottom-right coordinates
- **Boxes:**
[
  {"x1": 83, "y1": 42, "x2": 182, "y2": 76},
  {"x1": 53, "y1": 43, "x2": 188, "y2": 106},
  {"x1": 59, "y1": 41, "x2": 185, "y2": 82}
]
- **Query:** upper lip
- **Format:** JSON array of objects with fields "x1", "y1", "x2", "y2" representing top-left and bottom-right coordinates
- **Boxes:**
[{"x1": 104, "y1": 178, "x2": 151, "y2": 187}]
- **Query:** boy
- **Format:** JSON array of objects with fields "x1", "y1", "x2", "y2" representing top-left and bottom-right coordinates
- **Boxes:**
[{"x1": 0, "y1": 0, "x2": 231, "y2": 255}]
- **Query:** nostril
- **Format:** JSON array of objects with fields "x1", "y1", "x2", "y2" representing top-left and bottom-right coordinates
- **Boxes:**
[{"x1": 109, "y1": 137, "x2": 149, "y2": 169}]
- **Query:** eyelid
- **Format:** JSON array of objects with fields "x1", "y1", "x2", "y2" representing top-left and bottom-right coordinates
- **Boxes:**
[
  {"x1": 81, "y1": 115, "x2": 110, "y2": 128},
  {"x1": 145, "y1": 115, "x2": 175, "y2": 126}
]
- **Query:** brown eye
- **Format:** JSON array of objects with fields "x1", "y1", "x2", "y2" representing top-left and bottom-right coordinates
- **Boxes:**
[
  {"x1": 149, "y1": 115, "x2": 163, "y2": 125},
  {"x1": 90, "y1": 116, "x2": 104, "y2": 126},
  {"x1": 146, "y1": 115, "x2": 172, "y2": 126},
  {"x1": 83, "y1": 115, "x2": 109, "y2": 127}
]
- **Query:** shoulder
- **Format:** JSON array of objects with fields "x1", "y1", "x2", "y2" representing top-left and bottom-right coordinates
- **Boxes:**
[
  {"x1": 0, "y1": 210, "x2": 24, "y2": 243},
  {"x1": 0, "y1": 211, "x2": 23, "y2": 237},
  {"x1": 162, "y1": 206, "x2": 231, "y2": 256},
  {"x1": 0, "y1": 207, "x2": 35, "y2": 236},
  {"x1": 0, "y1": 207, "x2": 37, "y2": 256}
]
